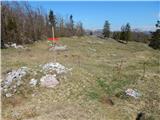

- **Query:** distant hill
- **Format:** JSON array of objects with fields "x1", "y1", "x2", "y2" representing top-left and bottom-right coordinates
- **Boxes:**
[
  {"x1": 85, "y1": 29, "x2": 103, "y2": 36},
  {"x1": 86, "y1": 28, "x2": 152, "y2": 35}
]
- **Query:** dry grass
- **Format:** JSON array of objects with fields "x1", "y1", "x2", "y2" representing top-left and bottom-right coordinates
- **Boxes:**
[{"x1": 1, "y1": 36, "x2": 160, "y2": 120}]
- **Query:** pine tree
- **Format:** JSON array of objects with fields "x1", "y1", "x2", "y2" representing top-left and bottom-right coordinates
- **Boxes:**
[
  {"x1": 125, "y1": 23, "x2": 131, "y2": 43},
  {"x1": 120, "y1": 23, "x2": 131, "y2": 43},
  {"x1": 149, "y1": 20, "x2": 160, "y2": 49},
  {"x1": 49, "y1": 10, "x2": 56, "y2": 44},
  {"x1": 103, "y1": 20, "x2": 110, "y2": 38},
  {"x1": 69, "y1": 14, "x2": 74, "y2": 36},
  {"x1": 70, "y1": 15, "x2": 74, "y2": 30},
  {"x1": 49, "y1": 10, "x2": 56, "y2": 27}
]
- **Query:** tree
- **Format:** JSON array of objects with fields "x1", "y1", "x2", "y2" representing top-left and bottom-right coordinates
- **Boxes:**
[
  {"x1": 112, "y1": 31, "x2": 120, "y2": 40},
  {"x1": 131, "y1": 31, "x2": 149, "y2": 43},
  {"x1": 149, "y1": 20, "x2": 160, "y2": 49},
  {"x1": 1, "y1": 1, "x2": 85, "y2": 47},
  {"x1": 103, "y1": 20, "x2": 110, "y2": 38},
  {"x1": 155, "y1": 20, "x2": 160, "y2": 28},
  {"x1": 59, "y1": 17, "x2": 65, "y2": 37},
  {"x1": 90, "y1": 31, "x2": 93, "y2": 35},
  {"x1": 70, "y1": 15, "x2": 74, "y2": 30},
  {"x1": 49, "y1": 10, "x2": 56, "y2": 42},
  {"x1": 125, "y1": 23, "x2": 131, "y2": 42},
  {"x1": 120, "y1": 23, "x2": 131, "y2": 43},
  {"x1": 120, "y1": 25, "x2": 125, "y2": 40},
  {"x1": 75, "y1": 21, "x2": 84, "y2": 36},
  {"x1": 69, "y1": 14, "x2": 74, "y2": 36},
  {"x1": 14, "y1": 1, "x2": 48, "y2": 43}
]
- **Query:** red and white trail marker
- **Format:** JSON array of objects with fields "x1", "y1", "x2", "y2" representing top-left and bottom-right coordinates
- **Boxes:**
[{"x1": 48, "y1": 38, "x2": 59, "y2": 41}]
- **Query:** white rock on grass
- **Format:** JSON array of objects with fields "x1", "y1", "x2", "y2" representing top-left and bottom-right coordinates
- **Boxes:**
[
  {"x1": 40, "y1": 74, "x2": 59, "y2": 88},
  {"x1": 54, "y1": 45, "x2": 67, "y2": 51},
  {"x1": 125, "y1": 88, "x2": 141, "y2": 99},
  {"x1": 16, "y1": 45, "x2": 24, "y2": 49},
  {"x1": 49, "y1": 45, "x2": 67, "y2": 51},
  {"x1": 1, "y1": 67, "x2": 28, "y2": 97},
  {"x1": 11, "y1": 43, "x2": 17, "y2": 48},
  {"x1": 11, "y1": 43, "x2": 24, "y2": 49},
  {"x1": 3, "y1": 67, "x2": 28, "y2": 86},
  {"x1": 29, "y1": 78, "x2": 38, "y2": 87},
  {"x1": 42, "y1": 62, "x2": 69, "y2": 74},
  {"x1": 6, "y1": 93, "x2": 12, "y2": 97},
  {"x1": 4, "y1": 44, "x2": 10, "y2": 48}
]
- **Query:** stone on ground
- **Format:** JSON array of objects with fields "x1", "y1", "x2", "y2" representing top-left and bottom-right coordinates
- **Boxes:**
[{"x1": 40, "y1": 74, "x2": 59, "y2": 88}]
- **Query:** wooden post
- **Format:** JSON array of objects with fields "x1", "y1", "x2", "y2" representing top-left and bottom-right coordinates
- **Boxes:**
[
  {"x1": 52, "y1": 26, "x2": 55, "y2": 46},
  {"x1": 52, "y1": 25, "x2": 56, "y2": 62}
]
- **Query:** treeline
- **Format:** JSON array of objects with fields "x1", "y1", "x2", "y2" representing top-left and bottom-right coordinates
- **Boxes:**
[
  {"x1": 149, "y1": 20, "x2": 160, "y2": 49},
  {"x1": 1, "y1": 1, "x2": 84, "y2": 48},
  {"x1": 102, "y1": 21, "x2": 150, "y2": 43},
  {"x1": 102, "y1": 20, "x2": 160, "y2": 49},
  {"x1": 112, "y1": 29, "x2": 150, "y2": 44}
]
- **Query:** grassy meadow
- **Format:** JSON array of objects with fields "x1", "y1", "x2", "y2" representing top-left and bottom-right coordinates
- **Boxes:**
[{"x1": 1, "y1": 36, "x2": 160, "y2": 120}]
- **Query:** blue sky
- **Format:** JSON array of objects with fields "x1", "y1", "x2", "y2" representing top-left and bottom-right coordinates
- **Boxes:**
[{"x1": 29, "y1": 1, "x2": 159, "y2": 31}]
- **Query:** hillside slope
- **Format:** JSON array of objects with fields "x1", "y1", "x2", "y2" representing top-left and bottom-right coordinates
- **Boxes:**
[{"x1": 1, "y1": 36, "x2": 160, "y2": 120}]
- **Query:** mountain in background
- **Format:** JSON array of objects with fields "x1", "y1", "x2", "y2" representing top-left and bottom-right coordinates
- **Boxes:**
[{"x1": 85, "y1": 28, "x2": 152, "y2": 36}]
